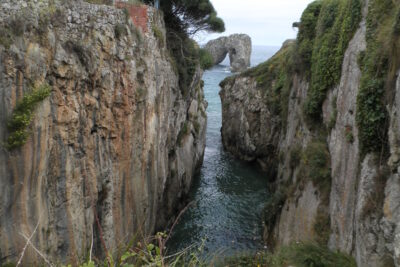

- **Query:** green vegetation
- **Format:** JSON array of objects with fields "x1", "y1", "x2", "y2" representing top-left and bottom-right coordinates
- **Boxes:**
[
  {"x1": 345, "y1": 125, "x2": 354, "y2": 143},
  {"x1": 115, "y1": 24, "x2": 128, "y2": 39},
  {"x1": 62, "y1": 232, "x2": 207, "y2": 267},
  {"x1": 294, "y1": 0, "x2": 322, "y2": 73},
  {"x1": 264, "y1": 139, "x2": 331, "y2": 246},
  {"x1": 328, "y1": 96, "x2": 338, "y2": 130},
  {"x1": 177, "y1": 121, "x2": 190, "y2": 145},
  {"x1": 356, "y1": 0, "x2": 400, "y2": 156},
  {"x1": 298, "y1": 139, "x2": 331, "y2": 196},
  {"x1": 6, "y1": 84, "x2": 52, "y2": 150},
  {"x1": 199, "y1": 48, "x2": 214, "y2": 70},
  {"x1": 85, "y1": 0, "x2": 144, "y2": 5},
  {"x1": 289, "y1": 144, "x2": 302, "y2": 169},
  {"x1": 168, "y1": 37, "x2": 200, "y2": 94},
  {"x1": 152, "y1": 24, "x2": 165, "y2": 46},
  {"x1": 220, "y1": 243, "x2": 356, "y2": 267},
  {"x1": 298, "y1": 0, "x2": 362, "y2": 122},
  {"x1": 236, "y1": 42, "x2": 294, "y2": 128},
  {"x1": 152, "y1": 0, "x2": 225, "y2": 35},
  {"x1": 0, "y1": 17, "x2": 26, "y2": 49},
  {"x1": 148, "y1": 0, "x2": 224, "y2": 93},
  {"x1": 263, "y1": 187, "x2": 286, "y2": 235},
  {"x1": 193, "y1": 119, "x2": 201, "y2": 134},
  {"x1": 268, "y1": 243, "x2": 356, "y2": 267},
  {"x1": 313, "y1": 210, "x2": 331, "y2": 245},
  {"x1": 85, "y1": 0, "x2": 114, "y2": 5},
  {"x1": 64, "y1": 237, "x2": 355, "y2": 267}
]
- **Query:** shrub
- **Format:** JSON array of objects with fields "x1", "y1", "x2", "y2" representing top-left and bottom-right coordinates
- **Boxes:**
[
  {"x1": 199, "y1": 48, "x2": 214, "y2": 70},
  {"x1": 313, "y1": 211, "x2": 331, "y2": 245},
  {"x1": 114, "y1": 24, "x2": 127, "y2": 39},
  {"x1": 299, "y1": 0, "x2": 362, "y2": 122},
  {"x1": 299, "y1": 139, "x2": 331, "y2": 197},
  {"x1": 167, "y1": 35, "x2": 199, "y2": 95},
  {"x1": 295, "y1": 0, "x2": 322, "y2": 73},
  {"x1": 218, "y1": 243, "x2": 356, "y2": 267},
  {"x1": 63, "y1": 232, "x2": 207, "y2": 267},
  {"x1": 152, "y1": 24, "x2": 164, "y2": 46},
  {"x1": 0, "y1": 17, "x2": 26, "y2": 49},
  {"x1": 355, "y1": 0, "x2": 400, "y2": 156},
  {"x1": 268, "y1": 243, "x2": 356, "y2": 267},
  {"x1": 6, "y1": 84, "x2": 52, "y2": 150}
]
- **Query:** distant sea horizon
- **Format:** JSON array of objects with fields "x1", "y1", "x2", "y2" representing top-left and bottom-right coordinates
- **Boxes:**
[{"x1": 219, "y1": 45, "x2": 281, "y2": 69}]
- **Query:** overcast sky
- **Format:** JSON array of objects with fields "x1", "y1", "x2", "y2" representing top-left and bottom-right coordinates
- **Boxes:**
[{"x1": 196, "y1": 0, "x2": 314, "y2": 46}]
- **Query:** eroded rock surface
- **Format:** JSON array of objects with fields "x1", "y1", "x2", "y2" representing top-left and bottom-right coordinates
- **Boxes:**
[
  {"x1": 204, "y1": 34, "x2": 251, "y2": 72},
  {"x1": 219, "y1": 0, "x2": 400, "y2": 266},
  {"x1": 0, "y1": 0, "x2": 206, "y2": 265}
]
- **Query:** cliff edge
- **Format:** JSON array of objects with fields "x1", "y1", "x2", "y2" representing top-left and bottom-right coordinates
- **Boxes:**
[
  {"x1": 220, "y1": 0, "x2": 400, "y2": 266},
  {"x1": 0, "y1": 0, "x2": 206, "y2": 265}
]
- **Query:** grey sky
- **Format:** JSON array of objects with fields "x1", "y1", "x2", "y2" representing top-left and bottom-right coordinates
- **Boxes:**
[{"x1": 197, "y1": 0, "x2": 314, "y2": 46}]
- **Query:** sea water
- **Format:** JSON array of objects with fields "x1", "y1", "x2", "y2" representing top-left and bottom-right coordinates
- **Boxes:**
[{"x1": 167, "y1": 45, "x2": 280, "y2": 257}]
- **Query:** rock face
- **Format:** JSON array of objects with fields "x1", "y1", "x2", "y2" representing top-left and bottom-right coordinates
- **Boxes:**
[
  {"x1": 204, "y1": 34, "x2": 251, "y2": 72},
  {"x1": 0, "y1": 0, "x2": 206, "y2": 265},
  {"x1": 220, "y1": 0, "x2": 400, "y2": 266}
]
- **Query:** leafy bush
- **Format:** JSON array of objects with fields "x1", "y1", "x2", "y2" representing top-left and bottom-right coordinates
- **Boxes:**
[
  {"x1": 152, "y1": 24, "x2": 165, "y2": 46},
  {"x1": 268, "y1": 243, "x2": 356, "y2": 267},
  {"x1": 199, "y1": 48, "x2": 214, "y2": 70},
  {"x1": 295, "y1": 1, "x2": 322, "y2": 73},
  {"x1": 167, "y1": 35, "x2": 200, "y2": 94},
  {"x1": 355, "y1": 0, "x2": 400, "y2": 156},
  {"x1": 299, "y1": 139, "x2": 331, "y2": 196},
  {"x1": 218, "y1": 243, "x2": 356, "y2": 267},
  {"x1": 299, "y1": 0, "x2": 362, "y2": 122},
  {"x1": 64, "y1": 232, "x2": 206, "y2": 267},
  {"x1": 6, "y1": 84, "x2": 52, "y2": 150}
]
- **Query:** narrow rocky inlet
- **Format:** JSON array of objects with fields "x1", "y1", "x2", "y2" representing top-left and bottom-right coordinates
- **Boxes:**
[
  {"x1": 2, "y1": 0, "x2": 400, "y2": 266},
  {"x1": 167, "y1": 47, "x2": 279, "y2": 257}
]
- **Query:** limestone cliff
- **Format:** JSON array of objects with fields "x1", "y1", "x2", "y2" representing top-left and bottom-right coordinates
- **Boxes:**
[
  {"x1": 204, "y1": 34, "x2": 251, "y2": 72},
  {"x1": 220, "y1": 0, "x2": 400, "y2": 266},
  {"x1": 0, "y1": 0, "x2": 206, "y2": 265}
]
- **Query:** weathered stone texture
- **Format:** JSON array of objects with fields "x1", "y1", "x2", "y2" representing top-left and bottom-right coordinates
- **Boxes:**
[
  {"x1": 219, "y1": 1, "x2": 400, "y2": 265},
  {"x1": 0, "y1": 0, "x2": 206, "y2": 265},
  {"x1": 204, "y1": 34, "x2": 252, "y2": 72}
]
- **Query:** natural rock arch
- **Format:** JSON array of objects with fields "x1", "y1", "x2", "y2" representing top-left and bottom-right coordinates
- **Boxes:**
[{"x1": 204, "y1": 34, "x2": 252, "y2": 72}]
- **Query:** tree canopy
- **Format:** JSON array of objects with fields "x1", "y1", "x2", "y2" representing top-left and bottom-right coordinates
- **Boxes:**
[{"x1": 146, "y1": 0, "x2": 225, "y2": 35}]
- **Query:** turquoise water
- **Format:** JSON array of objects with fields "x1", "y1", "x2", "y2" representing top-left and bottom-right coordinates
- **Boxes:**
[{"x1": 167, "y1": 46, "x2": 280, "y2": 257}]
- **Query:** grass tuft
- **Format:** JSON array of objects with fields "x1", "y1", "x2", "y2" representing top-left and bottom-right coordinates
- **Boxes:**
[{"x1": 6, "y1": 84, "x2": 52, "y2": 150}]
